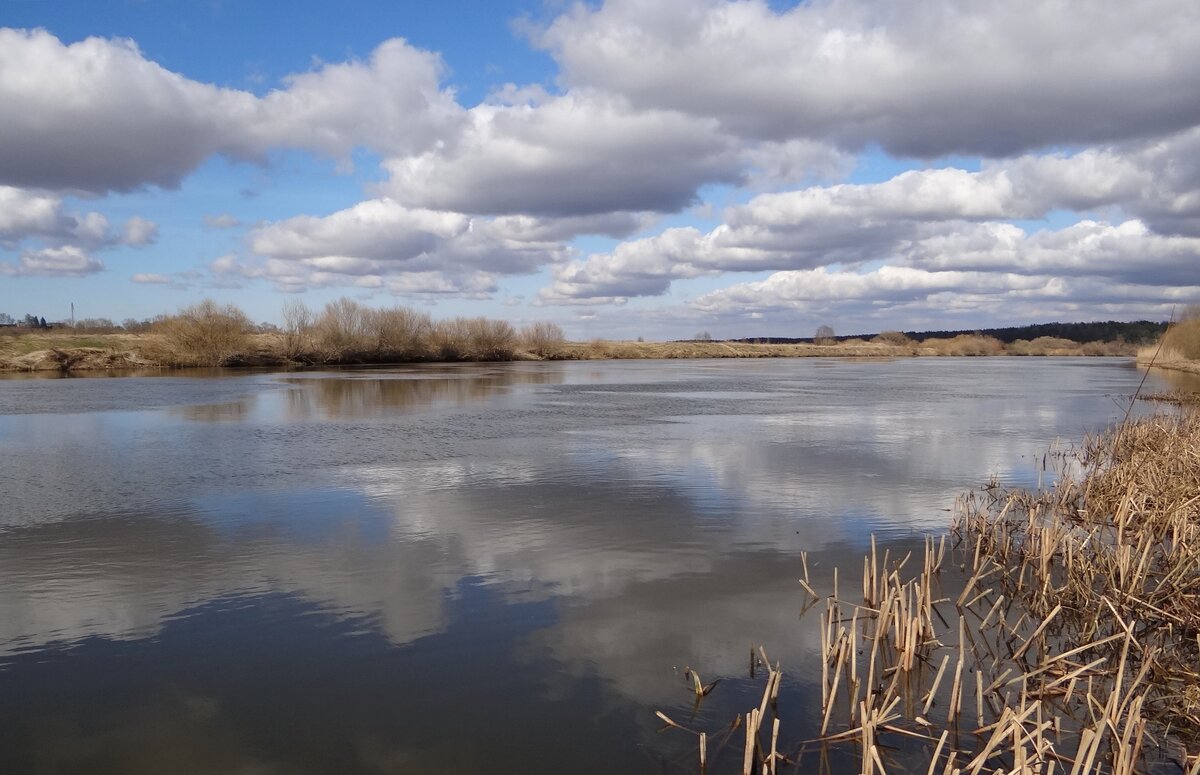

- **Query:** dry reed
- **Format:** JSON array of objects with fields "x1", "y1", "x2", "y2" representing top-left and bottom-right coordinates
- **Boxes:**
[{"x1": 659, "y1": 412, "x2": 1200, "y2": 774}]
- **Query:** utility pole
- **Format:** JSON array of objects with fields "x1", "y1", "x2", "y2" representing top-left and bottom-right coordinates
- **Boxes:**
[{"x1": 71, "y1": 302, "x2": 75, "y2": 328}]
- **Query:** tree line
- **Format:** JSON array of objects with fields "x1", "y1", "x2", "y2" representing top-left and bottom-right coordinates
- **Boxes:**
[
  {"x1": 728, "y1": 320, "x2": 1168, "y2": 346},
  {"x1": 0, "y1": 313, "x2": 49, "y2": 328}
]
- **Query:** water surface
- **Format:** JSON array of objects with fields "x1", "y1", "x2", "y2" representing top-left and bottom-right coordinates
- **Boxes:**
[{"x1": 0, "y1": 358, "x2": 1183, "y2": 773}]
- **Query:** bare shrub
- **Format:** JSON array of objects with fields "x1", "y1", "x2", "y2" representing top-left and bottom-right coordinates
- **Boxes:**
[
  {"x1": 1006, "y1": 336, "x2": 1078, "y2": 356},
  {"x1": 872, "y1": 330, "x2": 912, "y2": 346},
  {"x1": 814, "y1": 324, "x2": 836, "y2": 345},
  {"x1": 428, "y1": 317, "x2": 470, "y2": 360},
  {"x1": 520, "y1": 321, "x2": 565, "y2": 358},
  {"x1": 1080, "y1": 339, "x2": 1134, "y2": 356},
  {"x1": 153, "y1": 299, "x2": 252, "y2": 366},
  {"x1": 465, "y1": 317, "x2": 517, "y2": 360},
  {"x1": 312, "y1": 298, "x2": 372, "y2": 362},
  {"x1": 281, "y1": 300, "x2": 314, "y2": 361},
  {"x1": 370, "y1": 306, "x2": 432, "y2": 359},
  {"x1": 922, "y1": 334, "x2": 1005, "y2": 356}
]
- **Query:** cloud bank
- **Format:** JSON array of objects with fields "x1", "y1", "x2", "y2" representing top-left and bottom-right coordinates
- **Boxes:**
[{"x1": 3, "y1": 1, "x2": 1199, "y2": 329}]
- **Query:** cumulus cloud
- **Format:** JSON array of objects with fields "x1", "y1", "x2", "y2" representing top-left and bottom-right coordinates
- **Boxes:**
[
  {"x1": 540, "y1": 228, "x2": 721, "y2": 302},
  {"x1": 540, "y1": 128, "x2": 1200, "y2": 303},
  {"x1": 693, "y1": 266, "x2": 1046, "y2": 311},
  {"x1": 0, "y1": 186, "x2": 65, "y2": 245},
  {"x1": 904, "y1": 220, "x2": 1200, "y2": 286},
  {"x1": 536, "y1": 0, "x2": 1200, "y2": 157},
  {"x1": 0, "y1": 185, "x2": 105, "y2": 247},
  {"x1": 382, "y1": 91, "x2": 742, "y2": 216},
  {"x1": 239, "y1": 198, "x2": 578, "y2": 294},
  {"x1": 689, "y1": 264, "x2": 1200, "y2": 330},
  {"x1": 6, "y1": 5, "x2": 1198, "y2": 322},
  {"x1": 0, "y1": 29, "x2": 252, "y2": 192},
  {"x1": 121, "y1": 216, "x2": 158, "y2": 246},
  {"x1": 2, "y1": 245, "x2": 103, "y2": 276},
  {"x1": 0, "y1": 185, "x2": 157, "y2": 254},
  {"x1": 0, "y1": 29, "x2": 461, "y2": 193},
  {"x1": 692, "y1": 232, "x2": 1200, "y2": 320}
]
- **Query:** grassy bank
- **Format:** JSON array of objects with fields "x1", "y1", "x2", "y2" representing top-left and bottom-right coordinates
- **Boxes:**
[
  {"x1": 0, "y1": 299, "x2": 1143, "y2": 372},
  {"x1": 661, "y1": 411, "x2": 1200, "y2": 773}
]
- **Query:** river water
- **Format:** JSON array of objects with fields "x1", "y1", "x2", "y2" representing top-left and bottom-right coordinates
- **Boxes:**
[{"x1": 0, "y1": 357, "x2": 1190, "y2": 773}]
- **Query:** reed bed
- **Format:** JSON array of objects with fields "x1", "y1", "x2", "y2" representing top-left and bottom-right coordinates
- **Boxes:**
[{"x1": 660, "y1": 412, "x2": 1200, "y2": 774}]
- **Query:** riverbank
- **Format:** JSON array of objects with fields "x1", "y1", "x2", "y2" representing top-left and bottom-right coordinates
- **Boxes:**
[{"x1": 0, "y1": 330, "x2": 1141, "y2": 373}]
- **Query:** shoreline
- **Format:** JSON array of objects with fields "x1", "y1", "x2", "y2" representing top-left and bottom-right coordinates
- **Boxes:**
[{"x1": 0, "y1": 331, "x2": 1147, "y2": 374}]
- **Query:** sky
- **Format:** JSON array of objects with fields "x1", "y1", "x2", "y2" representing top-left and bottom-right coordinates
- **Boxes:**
[{"x1": 1, "y1": 0, "x2": 1198, "y2": 340}]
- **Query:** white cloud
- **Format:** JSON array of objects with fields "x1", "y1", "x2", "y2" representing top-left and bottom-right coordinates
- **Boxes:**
[
  {"x1": 540, "y1": 130, "x2": 1200, "y2": 303},
  {"x1": 536, "y1": 0, "x2": 1200, "y2": 156},
  {"x1": 0, "y1": 186, "x2": 113, "y2": 247},
  {"x1": 0, "y1": 30, "x2": 460, "y2": 193},
  {"x1": 693, "y1": 266, "x2": 1047, "y2": 311},
  {"x1": 250, "y1": 200, "x2": 470, "y2": 265},
  {"x1": 248, "y1": 38, "x2": 464, "y2": 161},
  {"x1": 381, "y1": 91, "x2": 742, "y2": 216},
  {"x1": 0, "y1": 29, "x2": 253, "y2": 192},
  {"x1": 2, "y1": 245, "x2": 103, "y2": 276},
  {"x1": 904, "y1": 219, "x2": 1200, "y2": 286},
  {"x1": 121, "y1": 216, "x2": 158, "y2": 246},
  {"x1": 240, "y1": 198, "x2": 575, "y2": 294},
  {"x1": 540, "y1": 228, "x2": 719, "y2": 302},
  {"x1": 0, "y1": 186, "x2": 64, "y2": 245},
  {"x1": 691, "y1": 246, "x2": 1200, "y2": 326}
]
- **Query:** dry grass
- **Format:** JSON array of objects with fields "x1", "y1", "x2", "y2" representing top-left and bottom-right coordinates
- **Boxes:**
[
  {"x1": 1139, "y1": 318, "x2": 1200, "y2": 374},
  {"x1": 660, "y1": 413, "x2": 1200, "y2": 774},
  {"x1": 1162, "y1": 318, "x2": 1200, "y2": 360},
  {"x1": 0, "y1": 331, "x2": 151, "y2": 371},
  {"x1": 552, "y1": 339, "x2": 910, "y2": 360}
]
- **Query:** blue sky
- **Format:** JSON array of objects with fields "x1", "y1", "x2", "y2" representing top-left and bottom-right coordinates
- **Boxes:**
[{"x1": 1, "y1": 0, "x2": 1198, "y2": 338}]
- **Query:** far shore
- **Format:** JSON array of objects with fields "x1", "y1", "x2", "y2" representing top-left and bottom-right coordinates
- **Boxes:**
[{"x1": 0, "y1": 329, "x2": 1149, "y2": 374}]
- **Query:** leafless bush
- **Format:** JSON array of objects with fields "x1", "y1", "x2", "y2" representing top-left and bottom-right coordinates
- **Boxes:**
[
  {"x1": 430, "y1": 317, "x2": 472, "y2": 360},
  {"x1": 152, "y1": 299, "x2": 252, "y2": 366},
  {"x1": 1006, "y1": 336, "x2": 1078, "y2": 355},
  {"x1": 871, "y1": 330, "x2": 913, "y2": 346},
  {"x1": 519, "y1": 321, "x2": 565, "y2": 358},
  {"x1": 281, "y1": 300, "x2": 314, "y2": 361},
  {"x1": 370, "y1": 306, "x2": 432, "y2": 359},
  {"x1": 921, "y1": 334, "x2": 1005, "y2": 356},
  {"x1": 312, "y1": 298, "x2": 372, "y2": 361},
  {"x1": 465, "y1": 317, "x2": 517, "y2": 360},
  {"x1": 429, "y1": 317, "x2": 518, "y2": 361}
]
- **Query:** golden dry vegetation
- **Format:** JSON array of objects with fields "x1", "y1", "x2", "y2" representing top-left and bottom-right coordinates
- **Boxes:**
[
  {"x1": 661, "y1": 411, "x2": 1200, "y2": 774},
  {"x1": 0, "y1": 298, "x2": 1147, "y2": 372},
  {"x1": 1138, "y1": 316, "x2": 1200, "y2": 374}
]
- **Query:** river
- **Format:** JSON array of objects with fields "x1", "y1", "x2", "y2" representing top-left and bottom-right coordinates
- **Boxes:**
[{"x1": 0, "y1": 357, "x2": 1190, "y2": 773}]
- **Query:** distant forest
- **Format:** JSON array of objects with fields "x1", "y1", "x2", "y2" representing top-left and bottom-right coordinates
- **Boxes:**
[{"x1": 730, "y1": 320, "x2": 1168, "y2": 345}]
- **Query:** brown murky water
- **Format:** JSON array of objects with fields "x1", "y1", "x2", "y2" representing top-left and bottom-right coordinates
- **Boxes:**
[{"x1": 0, "y1": 358, "x2": 1187, "y2": 773}]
